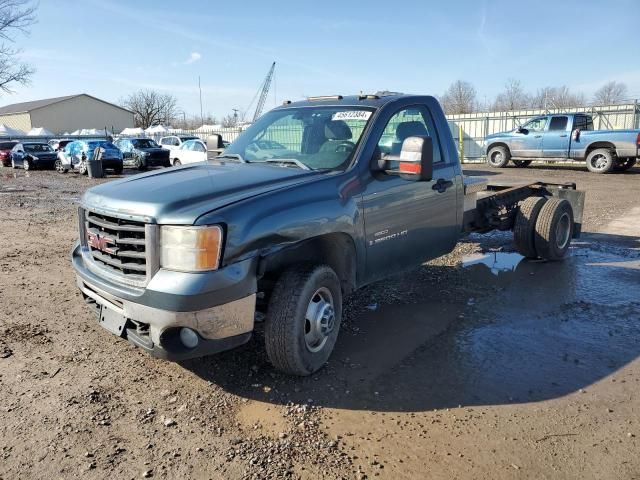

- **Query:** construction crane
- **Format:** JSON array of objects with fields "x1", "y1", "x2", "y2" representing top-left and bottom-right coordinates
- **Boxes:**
[{"x1": 246, "y1": 62, "x2": 276, "y2": 122}]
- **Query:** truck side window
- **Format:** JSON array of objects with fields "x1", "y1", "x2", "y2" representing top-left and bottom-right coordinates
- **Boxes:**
[
  {"x1": 377, "y1": 106, "x2": 442, "y2": 163},
  {"x1": 522, "y1": 117, "x2": 548, "y2": 132},
  {"x1": 549, "y1": 116, "x2": 568, "y2": 131}
]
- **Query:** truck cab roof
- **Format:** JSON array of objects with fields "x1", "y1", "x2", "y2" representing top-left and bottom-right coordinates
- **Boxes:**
[{"x1": 276, "y1": 93, "x2": 434, "y2": 110}]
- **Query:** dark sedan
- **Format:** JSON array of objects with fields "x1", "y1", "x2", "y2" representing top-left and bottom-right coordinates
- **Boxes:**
[
  {"x1": 10, "y1": 142, "x2": 58, "y2": 170},
  {"x1": 114, "y1": 137, "x2": 170, "y2": 170},
  {"x1": 0, "y1": 140, "x2": 18, "y2": 167}
]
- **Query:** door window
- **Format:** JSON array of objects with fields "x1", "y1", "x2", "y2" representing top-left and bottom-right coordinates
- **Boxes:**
[
  {"x1": 549, "y1": 116, "x2": 568, "y2": 131},
  {"x1": 522, "y1": 117, "x2": 548, "y2": 132},
  {"x1": 194, "y1": 142, "x2": 206, "y2": 153},
  {"x1": 377, "y1": 106, "x2": 443, "y2": 163}
]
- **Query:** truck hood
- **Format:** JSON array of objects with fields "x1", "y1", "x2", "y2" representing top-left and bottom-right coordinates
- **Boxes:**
[{"x1": 82, "y1": 162, "x2": 323, "y2": 224}]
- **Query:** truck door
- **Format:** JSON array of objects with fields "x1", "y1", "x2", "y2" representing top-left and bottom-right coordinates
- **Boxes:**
[
  {"x1": 542, "y1": 115, "x2": 570, "y2": 158},
  {"x1": 511, "y1": 116, "x2": 548, "y2": 157},
  {"x1": 361, "y1": 105, "x2": 460, "y2": 283}
]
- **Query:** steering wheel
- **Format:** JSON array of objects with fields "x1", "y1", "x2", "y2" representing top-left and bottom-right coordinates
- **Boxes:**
[{"x1": 334, "y1": 141, "x2": 355, "y2": 153}]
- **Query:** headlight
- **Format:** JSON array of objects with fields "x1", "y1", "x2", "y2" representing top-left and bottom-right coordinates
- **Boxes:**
[{"x1": 160, "y1": 225, "x2": 223, "y2": 272}]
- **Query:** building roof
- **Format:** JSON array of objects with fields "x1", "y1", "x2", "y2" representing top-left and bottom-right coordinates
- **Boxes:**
[{"x1": 0, "y1": 93, "x2": 134, "y2": 115}]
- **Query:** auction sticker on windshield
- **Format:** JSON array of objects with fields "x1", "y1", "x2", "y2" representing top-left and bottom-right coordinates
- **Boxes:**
[{"x1": 332, "y1": 111, "x2": 372, "y2": 121}]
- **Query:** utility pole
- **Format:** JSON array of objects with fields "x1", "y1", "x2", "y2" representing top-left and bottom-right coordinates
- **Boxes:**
[{"x1": 198, "y1": 76, "x2": 204, "y2": 126}]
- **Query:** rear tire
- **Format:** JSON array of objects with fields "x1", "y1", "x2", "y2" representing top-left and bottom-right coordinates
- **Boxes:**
[
  {"x1": 514, "y1": 196, "x2": 547, "y2": 258},
  {"x1": 487, "y1": 146, "x2": 510, "y2": 168},
  {"x1": 513, "y1": 160, "x2": 532, "y2": 168},
  {"x1": 534, "y1": 198, "x2": 574, "y2": 261},
  {"x1": 586, "y1": 148, "x2": 615, "y2": 174},
  {"x1": 265, "y1": 264, "x2": 342, "y2": 376}
]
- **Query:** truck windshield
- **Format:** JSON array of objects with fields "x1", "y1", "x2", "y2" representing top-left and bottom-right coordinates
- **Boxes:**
[{"x1": 224, "y1": 106, "x2": 374, "y2": 170}]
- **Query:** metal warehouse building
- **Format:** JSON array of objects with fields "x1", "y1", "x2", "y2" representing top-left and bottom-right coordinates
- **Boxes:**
[{"x1": 0, "y1": 93, "x2": 134, "y2": 134}]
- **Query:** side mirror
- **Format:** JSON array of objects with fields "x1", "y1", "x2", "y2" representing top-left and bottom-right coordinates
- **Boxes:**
[
  {"x1": 373, "y1": 136, "x2": 434, "y2": 182},
  {"x1": 516, "y1": 126, "x2": 526, "y2": 134}
]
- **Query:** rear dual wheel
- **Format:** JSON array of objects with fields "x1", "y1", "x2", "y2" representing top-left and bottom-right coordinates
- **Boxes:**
[{"x1": 514, "y1": 197, "x2": 574, "y2": 261}]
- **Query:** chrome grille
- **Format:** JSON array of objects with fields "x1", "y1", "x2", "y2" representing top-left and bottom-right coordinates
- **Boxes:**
[{"x1": 85, "y1": 210, "x2": 147, "y2": 280}]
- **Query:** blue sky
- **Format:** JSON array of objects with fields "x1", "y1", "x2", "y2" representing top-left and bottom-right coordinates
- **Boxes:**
[{"x1": 7, "y1": 0, "x2": 640, "y2": 120}]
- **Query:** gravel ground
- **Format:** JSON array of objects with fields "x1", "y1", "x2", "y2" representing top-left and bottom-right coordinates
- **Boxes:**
[{"x1": 0, "y1": 162, "x2": 639, "y2": 479}]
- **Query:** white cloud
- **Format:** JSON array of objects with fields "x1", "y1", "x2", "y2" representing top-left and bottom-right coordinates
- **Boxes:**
[{"x1": 185, "y1": 52, "x2": 201, "y2": 65}]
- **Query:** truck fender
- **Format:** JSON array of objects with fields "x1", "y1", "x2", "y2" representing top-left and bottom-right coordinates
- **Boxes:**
[{"x1": 257, "y1": 233, "x2": 358, "y2": 295}]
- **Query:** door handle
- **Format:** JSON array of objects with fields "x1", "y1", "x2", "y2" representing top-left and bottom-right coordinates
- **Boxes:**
[
  {"x1": 432, "y1": 178, "x2": 453, "y2": 193},
  {"x1": 559, "y1": 134, "x2": 568, "y2": 137},
  {"x1": 534, "y1": 135, "x2": 542, "y2": 138}
]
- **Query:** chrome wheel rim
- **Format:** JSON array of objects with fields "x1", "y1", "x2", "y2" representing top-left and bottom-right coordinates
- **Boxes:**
[
  {"x1": 590, "y1": 153, "x2": 608, "y2": 170},
  {"x1": 55, "y1": 160, "x2": 63, "y2": 172},
  {"x1": 23, "y1": 160, "x2": 29, "y2": 170},
  {"x1": 555, "y1": 212, "x2": 571, "y2": 250},
  {"x1": 304, "y1": 287, "x2": 335, "y2": 353}
]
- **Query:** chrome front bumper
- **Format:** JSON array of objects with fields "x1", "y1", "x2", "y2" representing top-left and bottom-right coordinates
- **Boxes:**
[{"x1": 76, "y1": 274, "x2": 255, "y2": 360}]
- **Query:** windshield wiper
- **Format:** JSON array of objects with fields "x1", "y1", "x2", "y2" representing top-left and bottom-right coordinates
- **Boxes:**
[
  {"x1": 263, "y1": 158, "x2": 310, "y2": 170},
  {"x1": 216, "y1": 153, "x2": 247, "y2": 163}
]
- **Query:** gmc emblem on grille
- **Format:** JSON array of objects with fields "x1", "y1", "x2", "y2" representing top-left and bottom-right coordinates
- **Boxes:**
[{"x1": 87, "y1": 231, "x2": 118, "y2": 255}]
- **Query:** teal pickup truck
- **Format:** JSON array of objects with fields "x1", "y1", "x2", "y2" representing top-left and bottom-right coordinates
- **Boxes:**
[{"x1": 484, "y1": 113, "x2": 639, "y2": 173}]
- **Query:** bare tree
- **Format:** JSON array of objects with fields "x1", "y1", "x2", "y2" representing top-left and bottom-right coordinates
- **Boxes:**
[
  {"x1": 440, "y1": 80, "x2": 477, "y2": 115},
  {"x1": 0, "y1": 0, "x2": 37, "y2": 94},
  {"x1": 492, "y1": 79, "x2": 531, "y2": 112},
  {"x1": 592, "y1": 81, "x2": 628, "y2": 105},
  {"x1": 221, "y1": 113, "x2": 237, "y2": 128},
  {"x1": 531, "y1": 86, "x2": 585, "y2": 110},
  {"x1": 120, "y1": 90, "x2": 179, "y2": 128}
]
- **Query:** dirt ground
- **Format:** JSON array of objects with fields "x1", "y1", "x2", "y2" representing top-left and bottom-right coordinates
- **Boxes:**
[{"x1": 0, "y1": 162, "x2": 639, "y2": 480}]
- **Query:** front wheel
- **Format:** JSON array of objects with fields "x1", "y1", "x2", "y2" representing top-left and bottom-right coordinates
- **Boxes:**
[
  {"x1": 513, "y1": 160, "x2": 532, "y2": 168},
  {"x1": 265, "y1": 265, "x2": 342, "y2": 376},
  {"x1": 11, "y1": 158, "x2": 16, "y2": 169},
  {"x1": 586, "y1": 148, "x2": 615, "y2": 174},
  {"x1": 78, "y1": 160, "x2": 88, "y2": 175},
  {"x1": 23, "y1": 158, "x2": 30, "y2": 171},
  {"x1": 55, "y1": 159, "x2": 67, "y2": 173},
  {"x1": 173, "y1": 159, "x2": 181, "y2": 167},
  {"x1": 487, "y1": 146, "x2": 510, "y2": 168}
]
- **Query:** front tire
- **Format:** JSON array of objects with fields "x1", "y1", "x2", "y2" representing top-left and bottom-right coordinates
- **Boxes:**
[
  {"x1": 23, "y1": 158, "x2": 30, "y2": 171},
  {"x1": 586, "y1": 148, "x2": 615, "y2": 174},
  {"x1": 78, "y1": 160, "x2": 88, "y2": 175},
  {"x1": 265, "y1": 265, "x2": 342, "y2": 376},
  {"x1": 487, "y1": 145, "x2": 511, "y2": 168},
  {"x1": 173, "y1": 159, "x2": 181, "y2": 166},
  {"x1": 55, "y1": 159, "x2": 67, "y2": 173}
]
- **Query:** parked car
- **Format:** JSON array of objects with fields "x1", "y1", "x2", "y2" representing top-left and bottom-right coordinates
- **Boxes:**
[
  {"x1": 484, "y1": 113, "x2": 640, "y2": 173},
  {"x1": 10, "y1": 142, "x2": 58, "y2": 170},
  {"x1": 72, "y1": 93, "x2": 585, "y2": 375},
  {"x1": 56, "y1": 140, "x2": 123, "y2": 175},
  {"x1": 245, "y1": 139, "x2": 297, "y2": 160},
  {"x1": 169, "y1": 139, "x2": 207, "y2": 166},
  {"x1": 159, "y1": 135, "x2": 199, "y2": 151},
  {"x1": 48, "y1": 138, "x2": 73, "y2": 152},
  {"x1": 115, "y1": 137, "x2": 170, "y2": 170},
  {"x1": 0, "y1": 140, "x2": 18, "y2": 167}
]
